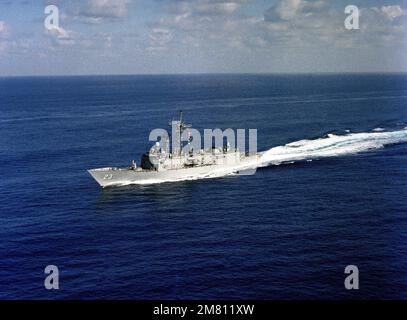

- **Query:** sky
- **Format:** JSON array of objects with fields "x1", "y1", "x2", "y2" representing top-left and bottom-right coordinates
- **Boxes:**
[{"x1": 0, "y1": 0, "x2": 406, "y2": 76}]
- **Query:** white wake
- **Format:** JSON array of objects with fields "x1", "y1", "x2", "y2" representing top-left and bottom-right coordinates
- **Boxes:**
[{"x1": 259, "y1": 128, "x2": 407, "y2": 166}]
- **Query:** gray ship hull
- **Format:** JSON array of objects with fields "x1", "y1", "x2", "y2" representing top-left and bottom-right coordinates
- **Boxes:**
[{"x1": 88, "y1": 154, "x2": 262, "y2": 188}]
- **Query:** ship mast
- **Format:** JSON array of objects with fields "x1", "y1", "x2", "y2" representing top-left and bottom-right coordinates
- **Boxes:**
[
  {"x1": 168, "y1": 110, "x2": 192, "y2": 157},
  {"x1": 179, "y1": 110, "x2": 183, "y2": 156},
  {"x1": 176, "y1": 110, "x2": 191, "y2": 157}
]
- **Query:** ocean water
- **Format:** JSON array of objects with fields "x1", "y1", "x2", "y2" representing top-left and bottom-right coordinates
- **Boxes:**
[{"x1": 0, "y1": 74, "x2": 407, "y2": 299}]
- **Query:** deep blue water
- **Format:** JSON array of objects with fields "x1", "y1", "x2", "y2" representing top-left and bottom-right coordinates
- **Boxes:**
[{"x1": 1, "y1": 74, "x2": 407, "y2": 299}]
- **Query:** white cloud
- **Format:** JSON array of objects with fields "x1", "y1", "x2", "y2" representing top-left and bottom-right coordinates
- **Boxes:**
[
  {"x1": 162, "y1": 0, "x2": 244, "y2": 17},
  {"x1": 380, "y1": 5, "x2": 406, "y2": 21},
  {"x1": 270, "y1": 0, "x2": 302, "y2": 21},
  {"x1": 75, "y1": 0, "x2": 130, "y2": 23},
  {"x1": 0, "y1": 21, "x2": 11, "y2": 55},
  {"x1": 148, "y1": 28, "x2": 173, "y2": 51},
  {"x1": 265, "y1": 0, "x2": 327, "y2": 22},
  {"x1": 0, "y1": 21, "x2": 10, "y2": 38},
  {"x1": 45, "y1": 25, "x2": 75, "y2": 45}
]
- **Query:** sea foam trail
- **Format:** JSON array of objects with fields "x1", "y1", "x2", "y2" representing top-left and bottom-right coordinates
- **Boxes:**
[
  {"x1": 119, "y1": 128, "x2": 407, "y2": 185},
  {"x1": 260, "y1": 128, "x2": 407, "y2": 166}
]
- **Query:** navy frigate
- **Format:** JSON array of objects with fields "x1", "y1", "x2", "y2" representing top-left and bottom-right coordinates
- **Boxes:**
[{"x1": 88, "y1": 112, "x2": 262, "y2": 187}]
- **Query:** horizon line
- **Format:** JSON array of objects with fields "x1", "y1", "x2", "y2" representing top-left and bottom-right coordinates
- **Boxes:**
[{"x1": 1, "y1": 71, "x2": 407, "y2": 78}]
